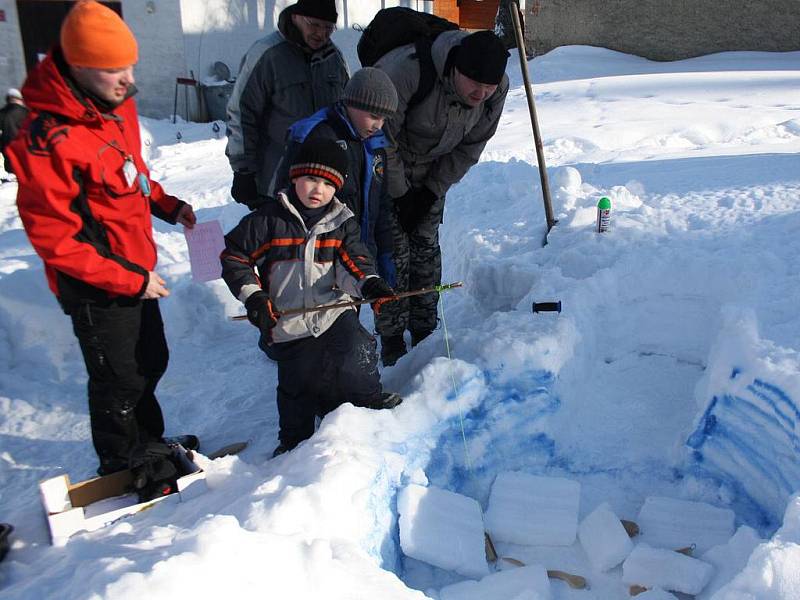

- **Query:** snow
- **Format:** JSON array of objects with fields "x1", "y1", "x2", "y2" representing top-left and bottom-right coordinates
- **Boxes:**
[
  {"x1": 1, "y1": 40, "x2": 800, "y2": 599},
  {"x1": 484, "y1": 472, "x2": 580, "y2": 546},
  {"x1": 397, "y1": 484, "x2": 489, "y2": 579},
  {"x1": 637, "y1": 496, "x2": 736, "y2": 555},
  {"x1": 622, "y1": 543, "x2": 714, "y2": 595},
  {"x1": 699, "y1": 526, "x2": 764, "y2": 599},
  {"x1": 438, "y1": 564, "x2": 550, "y2": 600},
  {"x1": 578, "y1": 502, "x2": 634, "y2": 572}
]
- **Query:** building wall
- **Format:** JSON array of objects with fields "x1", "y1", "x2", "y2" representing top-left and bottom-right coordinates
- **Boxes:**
[
  {"x1": 525, "y1": 0, "x2": 800, "y2": 61},
  {"x1": 179, "y1": 0, "x2": 433, "y2": 85},
  {"x1": 0, "y1": 1, "x2": 27, "y2": 97},
  {"x1": 0, "y1": 0, "x2": 434, "y2": 120},
  {"x1": 122, "y1": 0, "x2": 187, "y2": 118}
]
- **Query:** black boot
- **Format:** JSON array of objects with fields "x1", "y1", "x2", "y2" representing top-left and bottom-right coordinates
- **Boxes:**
[
  {"x1": 272, "y1": 442, "x2": 296, "y2": 458},
  {"x1": 410, "y1": 329, "x2": 433, "y2": 347},
  {"x1": 162, "y1": 434, "x2": 199, "y2": 451},
  {"x1": 366, "y1": 392, "x2": 403, "y2": 410},
  {"x1": 380, "y1": 334, "x2": 407, "y2": 366}
]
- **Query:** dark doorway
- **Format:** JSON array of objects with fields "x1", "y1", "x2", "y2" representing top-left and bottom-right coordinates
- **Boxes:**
[{"x1": 15, "y1": 1, "x2": 122, "y2": 72}]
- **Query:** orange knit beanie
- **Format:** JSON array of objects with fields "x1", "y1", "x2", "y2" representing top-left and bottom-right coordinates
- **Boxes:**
[{"x1": 60, "y1": 0, "x2": 138, "y2": 69}]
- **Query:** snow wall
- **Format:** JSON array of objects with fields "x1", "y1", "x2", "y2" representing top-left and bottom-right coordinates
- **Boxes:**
[{"x1": 687, "y1": 308, "x2": 800, "y2": 531}]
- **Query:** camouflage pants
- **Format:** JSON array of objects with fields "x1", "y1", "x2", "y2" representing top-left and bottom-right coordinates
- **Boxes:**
[{"x1": 375, "y1": 195, "x2": 445, "y2": 337}]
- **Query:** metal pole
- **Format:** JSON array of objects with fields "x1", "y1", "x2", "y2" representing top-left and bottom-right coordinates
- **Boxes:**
[
  {"x1": 510, "y1": 1, "x2": 556, "y2": 237},
  {"x1": 172, "y1": 81, "x2": 178, "y2": 124}
]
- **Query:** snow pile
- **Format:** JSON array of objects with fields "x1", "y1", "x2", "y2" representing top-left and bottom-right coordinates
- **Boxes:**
[{"x1": 712, "y1": 494, "x2": 800, "y2": 599}]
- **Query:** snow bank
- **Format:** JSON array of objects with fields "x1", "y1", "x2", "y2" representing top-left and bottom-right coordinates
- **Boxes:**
[{"x1": 711, "y1": 494, "x2": 800, "y2": 599}]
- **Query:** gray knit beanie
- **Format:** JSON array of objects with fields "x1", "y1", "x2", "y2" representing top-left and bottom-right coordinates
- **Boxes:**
[{"x1": 341, "y1": 67, "x2": 398, "y2": 118}]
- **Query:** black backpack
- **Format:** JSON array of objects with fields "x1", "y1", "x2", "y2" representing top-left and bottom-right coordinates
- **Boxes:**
[{"x1": 357, "y1": 7, "x2": 459, "y2": 109}]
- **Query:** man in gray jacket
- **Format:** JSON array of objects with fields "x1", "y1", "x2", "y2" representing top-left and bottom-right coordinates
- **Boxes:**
[
  {"x1": 225, "y1": 0, "x2": 349, "y2": 209},
  {"x1": 375, "y1": 30, "x2": 510, "y2": 365}
]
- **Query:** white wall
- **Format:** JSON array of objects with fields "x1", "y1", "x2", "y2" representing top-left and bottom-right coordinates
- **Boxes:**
[
  {"x1": 178, "y1": 0, "x2": 433, "y2": 82},
  {"x1": 122, "y1": 0, "x2": 187, "y2": 118},
  {"x1": 0, "y1": 0, "x2": 435, "y2": 120},
  {"x1": 0, "y1": 1, "x2": 27, "y2": 100}
]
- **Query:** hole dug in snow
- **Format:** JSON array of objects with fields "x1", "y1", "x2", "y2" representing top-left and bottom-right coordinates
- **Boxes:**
[{"x1": 393, "y1": 470, "x2": 753, "y2": 599}]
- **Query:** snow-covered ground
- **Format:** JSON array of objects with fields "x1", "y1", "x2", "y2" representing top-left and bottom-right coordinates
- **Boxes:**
[{"x1": 1, "y1": 42, "x2": 799, "y2": 599}]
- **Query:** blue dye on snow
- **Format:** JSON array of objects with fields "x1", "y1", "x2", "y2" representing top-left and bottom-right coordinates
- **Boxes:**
[
  {"x1": 423, "y1": 369, "x2": 560, "y2": 501},
  {"x1": 687, "y1": 375, "x2": 800, "y2": 533}
]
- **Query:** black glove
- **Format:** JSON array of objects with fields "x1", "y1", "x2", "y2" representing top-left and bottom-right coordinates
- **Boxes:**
[
  {"x1": 245, "y1": 291, "x2": 279, "y2": 332},
  {"x1": 394, "y1": 187, "x2": 438, "y2": 233},
  {"x1": 231, "y1": 171, "x2": 259, "y2": 209},
  {"x1": 361, "y1": 277, "x2": 394, "y2": 301}
]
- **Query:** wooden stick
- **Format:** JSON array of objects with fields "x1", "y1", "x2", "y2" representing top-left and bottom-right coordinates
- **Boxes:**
[
  {"x1": 621, "y1": 519, "x2": 640, "y2": 538},
  {"x1": 501, "y1": 557, "x2": 588, "y2": 590},
  {"x1": 484, "y1": 532, "x2": 498, "y2": 562},
  {"x1": 230, "y1": 281, "x2": 464, "y2": 321},
  {"x1": 510, "y1": 1, "x2": 556, "y2": 240},
  {"x1": 547, "y1": 570, "x2": 588, "y2": 590}
]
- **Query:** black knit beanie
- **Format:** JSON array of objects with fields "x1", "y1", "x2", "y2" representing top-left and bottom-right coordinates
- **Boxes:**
[
  {"x1": 342, "y1": 67, "x2": 398, "y2": 117},
  {"x1": 454, "y1": 30, "x2": 509, "y2": 85},
  {"x1": 293, "y1": 0, "x2": 337, "y2": 23},
  {"x1": 289, "y1": 138, "x2": 348, "y2": 191}
]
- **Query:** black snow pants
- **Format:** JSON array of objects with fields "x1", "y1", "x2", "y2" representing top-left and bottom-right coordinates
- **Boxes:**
[
  {"x1": 375, "y1": 194, "x2": 446, "y2": 338},
  {"x1": 261, "y1": 310, "x2": 382, "y2": 449},
  {"x1": 69, "y1": 299, "x2": 168, "y2": 475}
]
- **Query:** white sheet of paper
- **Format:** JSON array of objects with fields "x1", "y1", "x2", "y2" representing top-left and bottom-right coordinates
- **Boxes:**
[{"x1": 184, "y1": 220, "x2": 226, "y2": 282}]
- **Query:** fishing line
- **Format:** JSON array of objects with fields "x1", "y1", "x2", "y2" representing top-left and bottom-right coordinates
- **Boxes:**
[{"x1": 438, "y1": 286, "x2": 473, "y2": 472}]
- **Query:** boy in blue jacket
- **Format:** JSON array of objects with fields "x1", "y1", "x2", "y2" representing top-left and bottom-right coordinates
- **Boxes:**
[
  {"x1": 272, "y1": 67, "x2": 399, "y2": 288},
  {"x1": 221, "y1": 138, "x2": 401, "y2": 457}
]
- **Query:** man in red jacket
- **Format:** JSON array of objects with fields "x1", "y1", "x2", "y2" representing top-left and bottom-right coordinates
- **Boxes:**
[{"x1": 7, "y1": 0, "x2": 197, "y2": 476}]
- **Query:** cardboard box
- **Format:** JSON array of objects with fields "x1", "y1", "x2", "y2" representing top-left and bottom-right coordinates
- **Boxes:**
[{"x1": 39, "y1": 446, "x2": 206, "y2": 546}]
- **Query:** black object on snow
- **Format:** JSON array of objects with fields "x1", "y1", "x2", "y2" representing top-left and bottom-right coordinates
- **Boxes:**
[
  {"x1": 0, "y1": 523, "x2": 14, "y2": 562},
  {"x1": 532, "y1": 301, "x2": 562, "y2": 314},
  {"x1": 162, "y1": 434, "x2": 200, "y2": 451}
]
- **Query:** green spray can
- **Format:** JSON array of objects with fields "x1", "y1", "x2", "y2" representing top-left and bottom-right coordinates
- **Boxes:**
[{"x1": 596, "y1": 196, "x2": 611, "y2": 232}]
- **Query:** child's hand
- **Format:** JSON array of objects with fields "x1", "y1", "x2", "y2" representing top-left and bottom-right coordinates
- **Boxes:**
[
  {"x1": 361, "y1": 277, "x2": 394, "y2": 300},
  {"x1": 244, "y1": 291, "x2": 279, "y2": 332},
  {"x1": 361, "y1": 277, "x2": 395, "y2": 315}
]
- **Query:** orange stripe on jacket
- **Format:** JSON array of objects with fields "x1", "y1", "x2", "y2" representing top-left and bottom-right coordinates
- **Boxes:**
[
  {"x1": 337, "y1": 248, "x2": 365, "y2": 279},
  {"x1": 251, "y1": 237, "x2": 305, "y2": 260}
]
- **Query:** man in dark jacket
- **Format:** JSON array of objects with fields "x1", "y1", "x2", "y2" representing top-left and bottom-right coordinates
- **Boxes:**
[
  {"x1": 0, "y1": 88, "x2": 28, "y2": 175},
  {"x1": 375, "y1": 30, "x2": 510, "y2": 365},
  {"x1": 8, "y1": 0, "x2": 197, "y2": 476},
  {"x1": 225, "y1": 0, "x2": 349, "y2": 209},
  {"x1": 274, "y1": 67, "x2": 399, "y2": 284}
]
